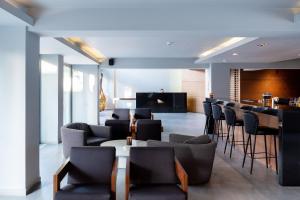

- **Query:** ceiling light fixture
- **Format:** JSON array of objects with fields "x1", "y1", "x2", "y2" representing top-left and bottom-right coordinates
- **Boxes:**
[
  {"x1": 166, "y1": 41, "x2": 176, "y2": 46},
  {"x1": 232, "y1": 52, "x2": 239, "y2": 56},
  {"x1": 199, "y1": 37, "x2": 246, "y2": 57},
  {"x1": 256, "y1": 43, "x2": 267, "y2": 47}
]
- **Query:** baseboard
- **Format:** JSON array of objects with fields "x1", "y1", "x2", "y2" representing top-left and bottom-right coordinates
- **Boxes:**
[
  {"x1": 0, "y1": 176, "x2": 41, "y2": 196},
  {"x1": 0, "y1": 188, "x2": 27, "y2": 196}
]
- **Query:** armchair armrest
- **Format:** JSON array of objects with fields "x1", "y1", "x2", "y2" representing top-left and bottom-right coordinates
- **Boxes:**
[
  {"x1": 169, "y1": 134, "x2": 195, "y2": 144},
  {"x1": 111, "y1": 158, "x2": 118, "y2": 200},
  {"x1": 53, "y1": 159, "x2": 72, "y2": 195},
  {"x1": 125, "y1": 158, "x2": 130, "y2": 200},
  {"x1": 175, "y1": 158, "x2": 188, "y2": 193},
  {"x1": 90, "y1": 125, "x2": 112, "y2": 139}
]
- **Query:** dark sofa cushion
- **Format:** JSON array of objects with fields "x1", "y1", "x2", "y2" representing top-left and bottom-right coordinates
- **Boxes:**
[
  {"x1": 55, "y1": 184, "x2": 111, "y2": 200},
  {"x1": 68, "y1": 147, "x2": 115, "y2": 185},
  {"x1": 129, "y1": 185, "x2": 186, "y2": 200},
  {"x1": 130, "y1": 147, "x2": 178, "y2": 185},
  {"x1": 184, "y1": 135, "x2": 210, "y2": 144},
  {"x1": 86, "y1": 136, "x2": 109, "y2": 146}
]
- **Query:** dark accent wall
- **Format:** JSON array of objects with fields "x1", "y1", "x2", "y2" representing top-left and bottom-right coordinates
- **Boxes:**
[{"x1": 240, "y1": 69, "x2": 300, "y2": 101}]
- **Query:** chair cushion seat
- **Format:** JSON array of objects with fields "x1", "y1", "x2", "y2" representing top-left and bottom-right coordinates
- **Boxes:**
[
  {"x1": 55, "y1": 184, "x2": 111, "y2": 200},
  {"x1": 129, "y1": 185, "x2": 186, "y2": 200},
  {"x1": 86, "y1": 137, "x2": 108, "y2": 146},
  {"x1": 257, "y1": 126, "x2": 279, "y2": 135}
]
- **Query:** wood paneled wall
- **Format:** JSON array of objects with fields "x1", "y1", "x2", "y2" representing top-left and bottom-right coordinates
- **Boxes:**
[
  {"x1": 240, "y1": 69, "x2": 300, "y2": 101},
  {"x1": 181, "y1": 69, "x2": 206, "y2": 113}
]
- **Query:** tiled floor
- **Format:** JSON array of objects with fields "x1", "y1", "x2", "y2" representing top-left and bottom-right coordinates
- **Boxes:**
[{"x1": 1, "y1": 112, "x2": 300, "y2": 200}]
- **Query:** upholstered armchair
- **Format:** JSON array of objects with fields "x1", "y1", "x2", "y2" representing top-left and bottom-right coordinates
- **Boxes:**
[
  {"x1": 126, "y1": 147, "x2": 188, "y2": 200},
  {"x1": 105, "y1": 119, "x2": 130, "y2": 139},
  {"x1": 53, "y1": 147, "x2": 118, "y2": 200},
  {"x1": 61, "y1": 123, "x2": 112, "y2": 158},
  {"x1": 136, "y1": 119, "x2": 162, "y2": 141},
  {"x1": 147, "y1": 134, "x2": 217, "y2": 185}
]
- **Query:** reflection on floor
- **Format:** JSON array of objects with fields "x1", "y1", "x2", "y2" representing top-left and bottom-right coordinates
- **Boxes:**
[{"x1": 1, "y1": 112, "x2": 300, "y2": 200}]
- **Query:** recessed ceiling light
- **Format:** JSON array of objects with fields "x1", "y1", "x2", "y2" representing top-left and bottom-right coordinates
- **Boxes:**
[
  {"x1": 166, "y1": 41, "x2": 176, "y2": 46},
  {"x1": 257, "y1": 43, "x2": 267, "y2": 47},
  {"x1": 232, "y1": 52, "x2": 239, "y2": 56}
]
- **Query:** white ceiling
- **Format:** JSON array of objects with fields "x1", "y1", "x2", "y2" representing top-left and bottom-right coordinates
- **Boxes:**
[
  {"x1": 3, "y1": 0, "x2": 300, "y2": 65},
  {"x1": 83, "y1": 37, "x2": 229, "y2": 58},
  {"x1": 40, "y1": 37, "x2": 97, "y2": 65}
]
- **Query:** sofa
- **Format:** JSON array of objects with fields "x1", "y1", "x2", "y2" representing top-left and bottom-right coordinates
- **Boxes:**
[
  {"x1": 147, "y1": 134, "x2": 217, "y2": 185},
  {"x1": 61, "y1": 123, "x2": 112, "y2": 158}
]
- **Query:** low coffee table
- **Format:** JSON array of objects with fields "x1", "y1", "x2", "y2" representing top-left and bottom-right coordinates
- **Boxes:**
[{"x1": 101, "y1": 139, "x2": 147, "y2": 168}]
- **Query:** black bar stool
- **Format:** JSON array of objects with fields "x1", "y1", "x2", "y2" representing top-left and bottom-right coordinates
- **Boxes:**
[
  {"x1": 224, "y1": 106, "x2": 246, "y2": 158},
  {"x1": 242, "y1": 111, "x2": 279, "y2": 174},
  {"x1": 212, "y1": 103, "x2": 226, "y2": 142},
  {"x1": 203, "y1": 101, "x2": 212, "y2": 135}
]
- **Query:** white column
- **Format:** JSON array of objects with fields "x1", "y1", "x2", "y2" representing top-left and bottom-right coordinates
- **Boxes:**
[
  {"x1": 208, "y1": 63, "x2": 231, "y2": 100},
  {"x1": 0, "y1": 26, "x2": 40, "y2": 196},
  {"x1": 40, "y1": 54, "x2": 64, "y2": 144}
]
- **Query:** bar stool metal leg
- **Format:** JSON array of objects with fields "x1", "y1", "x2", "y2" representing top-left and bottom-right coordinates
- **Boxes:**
[
  {"x1": 242, "y1": 134, "x2": 251, "y2": 168},
  {"x1": 229, "y1": 126, "x2": 235, "y2": 158},
  {"x1": 264, "y1": 135, "x2": 268, "y2": 168},
  {"x1": 224, "y1": 125, "x2": 231, "y2": 154},
  {"x1": 274, "y1": 135, "x2": 278, "y2": 174},
  {"x1": 250, "y1": 135, "x2": 257, "y2": 174}
]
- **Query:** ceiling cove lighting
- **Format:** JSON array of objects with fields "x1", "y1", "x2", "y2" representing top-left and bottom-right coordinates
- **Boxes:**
[
  {"x1": 199, "y1": 37, "x2": 246, "y2": 57},
  {"x1": 66, "y1": 37, "x2": 106, "y2": 63}
]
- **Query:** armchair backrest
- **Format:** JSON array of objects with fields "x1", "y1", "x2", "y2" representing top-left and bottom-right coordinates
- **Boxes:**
[
  {"x1": 134, "y1": 108, "x2": 152, "y2": 119},
  {"x1": 136, "y1": 119, "x2": 161, "y2": 141},
  {"x1": 112, "y1": 108, "x2": 130, "y2": 120},
  {"x1": 65, "y1": 122, "x2": 92, "y2": 136},
  {"x1": 129, "y1": 147, "x2": 178, "y2": 185},
  {"x1": 68, "y1": 147, "x2": 116, "y2": 185},
  {"x1": 105, "y1": 119, "x2": 130, "y2": 139}
]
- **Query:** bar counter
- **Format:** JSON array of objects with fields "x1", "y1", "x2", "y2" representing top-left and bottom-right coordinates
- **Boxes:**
[{"x1": 213, "y1": 100, "x2": 300, "y2": 186}]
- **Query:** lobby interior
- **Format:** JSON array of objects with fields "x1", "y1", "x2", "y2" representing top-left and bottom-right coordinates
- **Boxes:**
[{"x1": 1, "y1": 0, "x2": 300, "y2": 200}]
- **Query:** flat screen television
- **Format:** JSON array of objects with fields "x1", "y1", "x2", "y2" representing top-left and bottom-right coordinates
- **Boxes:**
[{"x1": 136, "y1": 92, "x2": 187, "y2": 113}]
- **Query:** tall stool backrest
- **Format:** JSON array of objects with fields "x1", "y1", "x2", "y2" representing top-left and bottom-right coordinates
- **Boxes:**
[
  {"x1": 203, "y1": 101, "x2": 212, "y2": 117},
  {"x1": 212, "y1": 104, "x2": 222, "y2": 120},
  {"x1": 224, "y1": 106, "x2": 237, "y2": 126},
  {"x1": 243, "y1": 111, "x2": 259, "y2": 135}
]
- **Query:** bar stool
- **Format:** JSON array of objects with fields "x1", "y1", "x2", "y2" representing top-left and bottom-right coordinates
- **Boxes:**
[
  {"x1": 224, "y1": 106, "x2": 246, "y2": 158},
  {"x1": 212, "y1": 103, "x2": 226, "y2": 142},
  {"x1": 242, "y1": 111, "x2": 278, "y2": 174},
  {"x1": 203, "y1": 101, "x2": 212, "y2": 135}
]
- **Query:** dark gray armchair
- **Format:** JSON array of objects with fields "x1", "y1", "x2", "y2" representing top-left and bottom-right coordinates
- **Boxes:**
[
  {"x1": 54, "y1": 147, "x2": 118, "y2": 200},
  {"x1": 126, "y1": 147, "x2": 187, "y2": 200},
  {"x1": 105, "y1": 119, "x2": 130, "y2": 139},
  {"x1": 133, "y1": 108, "x2": 153, "y2": 120},
  {"x1": 112, "y1": 108, "x2": 130, "y2": 120},
  {"x1": 136, "y1": 119, "x2": 162, "y2": 141},
  {"x1": 147, "y1": 134, "x2": 217, "y2": 185},
  {"x1": 61, "y1": 123, "x2": 112, "y2": 158}
]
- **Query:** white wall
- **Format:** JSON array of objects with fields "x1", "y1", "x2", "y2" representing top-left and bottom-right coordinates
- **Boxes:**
[
  {"x1": 72, "y1": 65, "x2": 99, "y2": 124},
  {"x1": 0, "y1": 27, "x2": 40, "y2": 195},
  {"x1": 102, "y1": 68, "x2": 182, "y2": 109},
  {"x1": 40, "y1": 55, "x2": 64, "y2": 144}
]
